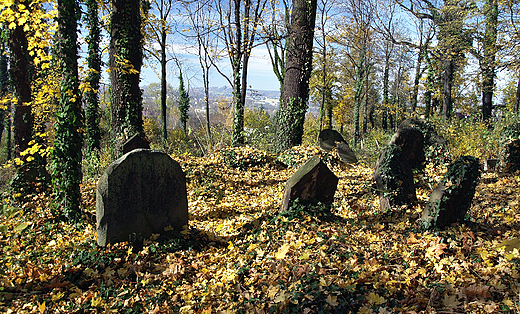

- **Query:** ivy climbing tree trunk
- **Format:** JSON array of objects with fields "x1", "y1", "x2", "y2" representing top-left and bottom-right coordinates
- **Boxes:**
[
  {"x1": 110, "y1": 0, "x2": 144, "y2": 147},
  {"x1": 52, "y1": 0, "x2": 83, "y2": 220},
  {"x1": 9, "y1": 0, "x2": 32, "y2": 159},
  {"x1": 275, "y1": 0, "x2": 317, "y2": 153},
  {"x1": 84, "y1": 0, "x2": 101, "y2": 155},
  {"x1": 0, "y1": 37, "x2": 8, "y2": 148}
]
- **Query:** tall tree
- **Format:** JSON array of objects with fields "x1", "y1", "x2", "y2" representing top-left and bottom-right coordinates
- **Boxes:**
[
  {"x1": 274, "y1": 0, "x2": 318, "y2": 152},
  {"x1": 178, "y1": 68, "x2": 190, "y2": 136},
  {"x1": 84, "y1": 0, "x2": 101, "y2": 155},
  {"x1": 183, "y1": 0, "x2": 220, "y2": 142},
  {"x1": 263, "y1": 0, "x2": 290, "y2": 92},
  {"x1": 476, "y1": 0, "x2": 499, "y2": 121},
  {"x1": 214, "y1": 0, "x2": 268, "y2": 146},
  {"x1": 145, "y1": 0, "x2": 174, "y2": 146},
  {"x1": 0, "y1": 31, "x2": 8, "y2": 150},
  {"x1": 52, "y1": 0, "x2": 83, "y2": 220},
  {"x1": 9, "y1": 0, "x2": 32, "y2": 159},
  {"x1": 315, "y1": 0, "x2": 340, "y2": 131},
  {"x1": 110, "y1": 0, "x2": 144, "y2": 146},
  {"x1": 398, "y1": 0, "x2": 472, "y2": 119}
]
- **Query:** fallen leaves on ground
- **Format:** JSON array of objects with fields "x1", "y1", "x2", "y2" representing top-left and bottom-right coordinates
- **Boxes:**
[{"x1": 0, "y1": 146, "x2": 519, "y2": 313}]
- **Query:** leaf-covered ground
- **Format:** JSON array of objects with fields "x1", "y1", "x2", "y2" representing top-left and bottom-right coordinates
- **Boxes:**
[{"x1": 1, "y1": 146, "x2": 520, "y2": 313}]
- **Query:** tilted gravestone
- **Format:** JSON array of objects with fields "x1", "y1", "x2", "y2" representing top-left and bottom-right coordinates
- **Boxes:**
[
  {"x1": 318, "y1": 129, "x2": 346, "y2": 152},
  {"x1": 318, "y1": 129, "x2": 357, "y2": 164},
  {"x1": 373, "y1": 144, "x2": 417, "y2": 211},
  {"x1": 280, "y1": 155, "x2": 338, "y2": 213},
  {"x1": 122, "y1": 134, "x2": 150, "y2": 155},
  {"x1": 421, "y1": 156, "x2": 480, "y2": 229},
  {"x1": 96, "y1": 149, "x2": 188, "y2": 246},
  {"x1": 388, "y1": 126, "x2": 426, "y2": 171}
]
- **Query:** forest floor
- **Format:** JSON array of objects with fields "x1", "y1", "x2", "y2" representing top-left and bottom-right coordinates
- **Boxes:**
[{"x1": 1, "y1": 146, "x2": 520, "y2": 313}]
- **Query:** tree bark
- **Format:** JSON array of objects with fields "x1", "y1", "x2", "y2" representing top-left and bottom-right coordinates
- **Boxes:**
[
  {"x1": 110, "y1": 0, "x2": 144, "y2": 143},
  {"x1": 481, "y1": 0, "x2": 498, "y2": 122},
  {"x1": 275, "y1": 0, "x2": 317, "y2": 153}
]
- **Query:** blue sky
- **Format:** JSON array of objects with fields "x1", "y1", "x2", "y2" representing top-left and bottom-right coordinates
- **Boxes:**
[{"x1": 139, "y1": 45, "x2": 281, "y2": 92}]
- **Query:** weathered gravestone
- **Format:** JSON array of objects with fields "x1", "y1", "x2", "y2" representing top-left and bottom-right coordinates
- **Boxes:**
[
  {"x1": 280, "y1": 155, "x2": 338, "y2": 213},
  {"x1": 318, "y1": 129, "x2": 357, "y2": 164},
  {"x1": 387, "y1": 127, "x2": 425, "y2": 170},
  {"x1": 421, "y1": 156, "x2": 480, "y2": 229},
  {"x1": 503, "y1": 139, "x2": 520, "y2": 174},
  {"x1": 398, "y1": 117, "x2": 446, "y2": 147},
  {"x1": 318, "y1": 129, "x2": 345, "y2": 152},
  {"x1": 373, "y1": 144, "x2": 417, "y2": 211},
  {"x1": 96, "y1": 149, "x2": 188, "y2": 246},
  {"x1": 122, "y1": 134, "x2": 150, "y2": 155}
]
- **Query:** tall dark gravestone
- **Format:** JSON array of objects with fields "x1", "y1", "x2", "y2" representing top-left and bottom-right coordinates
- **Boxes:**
[{"x1": 96, "y1": 149, "x2": 188, "y2": 246}]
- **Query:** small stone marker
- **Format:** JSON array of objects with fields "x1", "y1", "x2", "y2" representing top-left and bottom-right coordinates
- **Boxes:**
[
  {"x1": 96, "y1": 149, "x2": 188, "y2": 246},
  {"x1": 280, "y1": 155, "x2": 338, "y2": 213},
  {"x1": 318, "y1": 129, "x2": 346, "y2": 152},
  {"x1": 318, "y1": 129, "x2": 357, "y2": 164},
  {"x1": 373, "y1": 144, "x2": 417, "y2": 211},
  {"x1": 122, "y1": 134, "x2": 150, "y2": 155},
  {"x1": 337, "y1": 142, "x2": 358, "y2": 164},
  {"x1": 484, "y1": 159, "x2": 498, "y2": 172},
  {"x1": 421, "y1": 156, "x2": 480, "y2": 229}
]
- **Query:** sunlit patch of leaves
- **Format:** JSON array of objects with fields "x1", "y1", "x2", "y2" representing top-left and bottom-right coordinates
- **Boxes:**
[{"x1": 1, "y1": 146, "x2": 520, "y2": 313}]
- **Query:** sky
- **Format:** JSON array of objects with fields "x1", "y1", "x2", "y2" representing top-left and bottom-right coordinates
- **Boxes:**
[{"x1": 139, "y1": 45, "x2": 281, "y2": 92}]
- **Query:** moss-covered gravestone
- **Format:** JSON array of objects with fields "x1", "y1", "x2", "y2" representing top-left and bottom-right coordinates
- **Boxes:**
[
  {"x1": 373, "y1": 144, "x2": 417, "y2": 211},
  {"x1": 96, "y1": 149, "x2": 188, "y2": 246},
  {"x1": 280, "y1": 155, "x2": 338, "y2": 213},
  {"x1": 421, "y1": 156, "x2": 480, "y2": 229}
]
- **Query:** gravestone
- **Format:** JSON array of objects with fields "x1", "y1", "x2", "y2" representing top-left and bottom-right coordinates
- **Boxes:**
[
  {"x1": 373, "y1": 144, "x2": 417, "y2": 211},
  {"x1": 318, "y1": 129, "x2": 357, "y2": 164},
  {"x1": 397, "y1": 117, "x2": 446, "y2": 147},
  {"x1": 503, "y1": 139, "x2": 520, "y2": 174},
  {"x1": 337, "y1": 142, "x2": 358, "y2": 164},
  {"x1": 96, "y1": 149, "x2": 188, "y2": 246},
  {"x1": 122, "y1": 134, "x2": 150, "y2": 155},
  {"x1": 421, "y1": 156, "x2": 480, "y2": 229},
  {"x1": 388, "y1": 127, "x2": 425, "y2": 170},
  {"x1": 318, "y1": 129, "x2": 346, "y2": 152},
  {"x1": 280, "y1": 155, "x2": 338, "y2": 213},
  {"x1": 484, "y1": 159, "x2": 498, "y2": 172}
]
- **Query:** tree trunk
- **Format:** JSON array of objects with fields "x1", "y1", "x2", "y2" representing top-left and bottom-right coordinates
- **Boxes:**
[
  {"x1": 441, "y1": 58, "x2": 454, "y2": 119},
  {"x1": 53, "y1": 0, "x2": 83, "y2": 219},
  {"x1": 9, "y1": 2, "x2": 32, "y2": 158},
  {"x1": 110, "y1": 0, "x2": 144, "y2": 144},
  {"x1": 85, "y1": 0, "x2": 101, "y2": 154},
  {"x1": 275, "y1": 0, "x2": 317, "y2": 153},
  {"x1": 515, "y1": 75, "x2": 520, "y2": 115},
  {"x1": 161, "y1": 28, "x2": 167, "y2": 146},
  {"x1": 382, "y1": 49, "x2": 390, "y2": 130},
  {"x1": 353, "y1": 48, "x2": 366, "y2": 145},
  {"x1": 481, "y1": 0, "x2": 498, "y2": 122}
]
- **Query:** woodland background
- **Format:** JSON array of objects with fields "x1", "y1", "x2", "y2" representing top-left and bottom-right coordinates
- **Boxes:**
[{"x1": 0, "y1": 0, "x2": 520, "y2": 313}]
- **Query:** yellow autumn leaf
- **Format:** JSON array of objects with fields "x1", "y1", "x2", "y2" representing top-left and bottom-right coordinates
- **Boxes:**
[
  {"x1": 91, "y1": 296, "x2": 105, "y2": 307},
  {"x1": 275, "y1": 243, "x2": 291, "y2": 260},
  {"x1": 37, "y1": 301, "x2": 45, "y2": 314},
  {"x1": 367, "y1": 292, "x2": 385, "y2": 305}
]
